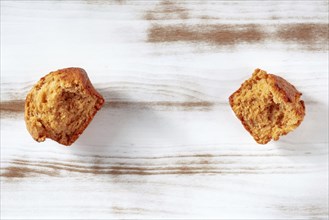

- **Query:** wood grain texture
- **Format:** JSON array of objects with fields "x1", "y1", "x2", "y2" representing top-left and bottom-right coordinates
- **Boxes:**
[{"x1": 1, "y1": 0, "x2": 328, "y2": 219}]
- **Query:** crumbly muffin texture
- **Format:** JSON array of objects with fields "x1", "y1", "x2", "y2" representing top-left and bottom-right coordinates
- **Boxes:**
[
  {"x1": 25, "y1": 67, "x2": 104, "y2": 146},
  {"x1": 229, "y1": 69, "x2": 305, "y2": 144}
]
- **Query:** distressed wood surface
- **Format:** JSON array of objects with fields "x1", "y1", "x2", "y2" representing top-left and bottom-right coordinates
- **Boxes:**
[{"x1": 1, "y1": 1, "x2": 328, "y2": 219}]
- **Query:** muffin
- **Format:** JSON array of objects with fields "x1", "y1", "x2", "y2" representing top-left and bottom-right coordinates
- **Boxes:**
[
  {"x1": 25, "y1": 67, "x2": 104, "y2": 146},
  {"x1": 229, "y1": 68, "x2": 305, "y2": 144}
]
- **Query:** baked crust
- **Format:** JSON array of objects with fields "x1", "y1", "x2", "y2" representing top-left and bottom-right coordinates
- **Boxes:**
[
  {"x1": 25, "y1": 67, "x2": 104, "y2": 146},
  {"x1": 229, "y1": 68, "x2": 305, "y2": 144}
]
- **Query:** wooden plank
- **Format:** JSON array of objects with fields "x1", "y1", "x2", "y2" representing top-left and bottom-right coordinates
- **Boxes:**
[{"x1": 1, "y1": 0, "x2": 328, "y2": 219}]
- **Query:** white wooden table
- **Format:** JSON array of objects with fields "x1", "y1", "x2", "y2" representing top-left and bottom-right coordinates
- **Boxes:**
[{"x1": 1, "y1": 1, "x2": 328, "y2": 219}]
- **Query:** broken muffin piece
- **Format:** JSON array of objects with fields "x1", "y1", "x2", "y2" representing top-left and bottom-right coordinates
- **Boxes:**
[
  {"x1": 25, "y1": 67, "x2": 104, "y2": 146},
  {"x1": 229, "y1": 68, "x2": 305, "y2": 144}
]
